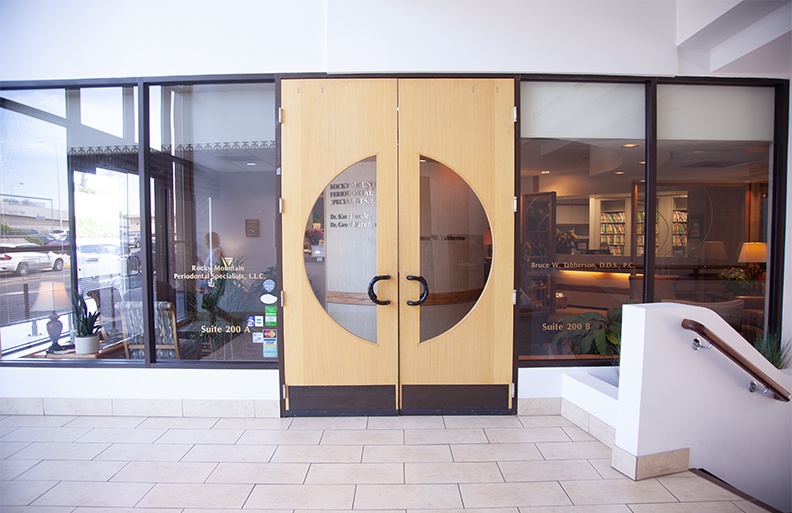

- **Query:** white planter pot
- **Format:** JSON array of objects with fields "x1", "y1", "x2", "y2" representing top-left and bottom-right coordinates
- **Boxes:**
[{"x1": 74, "y1": 335, "x2": 101, "y2": 355}]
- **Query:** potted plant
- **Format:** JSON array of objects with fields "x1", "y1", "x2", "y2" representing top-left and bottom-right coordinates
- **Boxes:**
[
  {"x1": 551, "y1": 306, "x2": 623, "y2": 358},
  {"x1": 72, "y1": 292, "x2": 102, "y2": 354},
  {"x1": 555, "y1": 228, "x2": 577, "y2": 254},
  {"x1": 719, "y1": 267, "x2": 751, "y2": 295}
]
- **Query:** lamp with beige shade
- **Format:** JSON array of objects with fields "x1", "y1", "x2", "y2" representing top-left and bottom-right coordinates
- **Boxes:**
[{"x1": 31, "y1": 281, "x2": 73, "y2": 353}]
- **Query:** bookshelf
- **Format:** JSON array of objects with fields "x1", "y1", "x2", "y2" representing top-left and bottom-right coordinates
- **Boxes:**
[{"x1": 600, "y1": 210, "x2": 626, "y2": 256}]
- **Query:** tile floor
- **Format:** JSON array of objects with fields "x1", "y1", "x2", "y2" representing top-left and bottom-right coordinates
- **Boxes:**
[{"x1": 0, "y1": 413, "x2": 773, "y2": 512}]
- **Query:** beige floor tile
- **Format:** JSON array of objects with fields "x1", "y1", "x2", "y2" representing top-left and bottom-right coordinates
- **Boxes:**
[
  {"x1": 32, "y1": 481, "x2": 154, "y2": 508},
  {"x1": 451, "y1": 442, "x2": 544, "y2": 462},
  {"x1": 138, "y1": 417, "x2": 219, "y2": 429},
  {"x1": 183, "y1": 510, "x2": 289, "y2": 513},
  {"x1": 182, "y1": 399, "x2": 254, "y2": 418},
  {"x1": 245, "y1": 483, "x2": 355, "y2": 509},
  {"x1": 213, "y1": 417, "x2": 293, "y2": 430},
  {"x1": 657, "y1": 475, "x2": 743, "y2": 501},
  {"x1": 2, "y1": 506, "x2": 83, "y2": 513},
  {"x1": 237, "y1": 428, "x2": 322, "y2": 445},
  {"x1": 407, "y1": 509, "x2": 520, "y2": 513},
  {"x1": 292, "y1": 510, "x2": 405, "y2": 513},
  {"x1": 628, "y1": 502, "x2": 745, "y2": 512},
  {"x1": 485, "y1": 427, "x2": 571, "y2": 443},
  {"x1": 354, "y1": 483, "x2": 463, "y2": 509},
  {"x1": 72, "y1": 509, "x2": 181, "y2": 513},
  {"x1": 8, "y1": 442, "x2": 109, "y2": 461},
  {"x1": 94, "y1": 442, "x2": 192, "y2": 461},
  {"x1": 733, "y1": 500, "x2": 778, "y2": 512},
  {"x1": 320, "y1": 428, "x2": 403, "y2": 445},
  {"x1": 0, "y1": 441, "x2": 31, "y2": 459},
  {"x1": 561, "y1": 479, "x2": 678, "y2": 505},
  {"x1": 75, "y1": 427, "x2": 167, "y2": 443},
  {"x1": 155, "y1": 427, "x2": 243, "y2": 444},
  {"x1": 499, "y1": 459, "x2": 602, "y2": 482},
  {"x1": 0, "y1": 415, "x2": 75, "y2": 427},
  {"x1": 16, "y1": 459, "x2": 126, "y2": 481},
  {"x1": 588, "y1": 458, "x2": 630, "y2": 480},
  {"x1": 271, "y1": 444, "x2": 362, "y2": 463},
  {"x1": 0, "y1": 458, "x2": 39, "y2": 480},
  {"x1": 562, "y1": 425, "x2": 597, "y2": 442},
  {"x1": 136, "y1": 483, "x2": 253, "y2": 509},
  {"x1": 405, "y1": 461, "x2": 503, "y2": 483},
  {"x1": 536, "y1": 441, "x2": 612, "y2": 460},
  {"x1": 64, "y1": 416, "x2": 146, "y2": 428},
  {"x1": 305, "y1": 462, "x2": 403, "y2": 484},
  {"x1": 517, "y1": 506, "x2": 632, "y2": 512},
  {"x1": 518, "y1": 415, "x2": 574, "y2": 428},
  {"x1": 460, "y1": 482, "x2": 572, "y2": 508},
  {"x1": 1, "y1": 426, "x2": 92, "y2": 443},
  {"x1": 405, "y1": 428, "x2": 488, "y2": 445},
  {"x1": 0, "y1": 479, "x2": 58, "y2": 507},
  {"x1": 206, "y1": 462, "x2": 309, "y2": 484},
  {"x1": 289, "y1": 416, "x2": 368, "y2": 430},
  {"x1": 363, "y1": 444, "x2": 453, "y2": 463},
  {"x1": 366, "y1": 415, "x2": 445, "y2": 430},
  {"x1": 181, "y1": 443, "x2": 276, "y2": 463},
  {"x1": 111, "y1": 460, "x2": 217, "y2": 483},
  {"x1": 442, "y1": 415, "x2": 524, "y2": 429}
]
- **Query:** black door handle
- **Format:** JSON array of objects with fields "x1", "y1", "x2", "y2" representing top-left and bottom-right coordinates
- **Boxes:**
[
  {"x1": 406, "y1": 275, "x2": 429, "y2": 306},
  {"x1": 367, "y1": 275, "x2": 391, "y2": 305}
]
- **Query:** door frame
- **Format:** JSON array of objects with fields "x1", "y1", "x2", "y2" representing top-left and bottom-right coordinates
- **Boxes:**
[{"x1": 276, "y1": 75, "x2": 521, "y2": 417}]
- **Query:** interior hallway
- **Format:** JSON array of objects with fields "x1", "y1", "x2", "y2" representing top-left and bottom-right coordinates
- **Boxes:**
[{"x1": 0, "y1": 413, "x2": 773, "y2": 512}]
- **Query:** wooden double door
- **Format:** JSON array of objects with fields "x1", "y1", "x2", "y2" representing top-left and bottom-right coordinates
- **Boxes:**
[{"x1": 281, "y1": 78, "x2": 515, "y2": 415}]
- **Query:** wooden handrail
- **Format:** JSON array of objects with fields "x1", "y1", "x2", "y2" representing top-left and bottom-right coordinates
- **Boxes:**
[{"x1": 681, "y1": 319, "x2": 791, "y2": 402}]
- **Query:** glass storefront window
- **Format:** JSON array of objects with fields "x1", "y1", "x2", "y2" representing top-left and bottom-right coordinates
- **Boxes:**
[
  {"x1": 1, "y1": 86, "x2": 138, "y2": 359},
  {"x1": 150, "y1": 82, "x2": 278, "y2": 361},
  {"x1": 518, "y1": 81, "x2": 645, "y2": 362},
  {"x1": 656, "y1": 84, "x2": 774, "y2": 342}
]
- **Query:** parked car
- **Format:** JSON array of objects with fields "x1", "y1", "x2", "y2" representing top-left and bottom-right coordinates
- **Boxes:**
[
  {"x1": 77, "y1": 240, "x2": 141, "y2": 279},
  {"x1": 49, "y1": 229, "x2": 69, "y2": 241},
  {"x1": 0, "y1": 241, "x2": 67, "y2": 275},
  {"x1": 125, "y1": 232, "x2": 141, "y2": 248}
]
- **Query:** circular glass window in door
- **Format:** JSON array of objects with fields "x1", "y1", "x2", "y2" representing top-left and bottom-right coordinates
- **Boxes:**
[
  {"x1": 418, "y1": 156, "x2": 491, "y2": 342},
  {"x1": 305, "y1": 157, "x2": 378, "y2": 343}
]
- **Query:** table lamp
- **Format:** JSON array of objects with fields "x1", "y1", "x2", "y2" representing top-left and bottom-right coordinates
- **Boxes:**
[
  {"x1": 699, "y1": 240, "x2": 727, "y2": 265},
  {"x1": 737, "y1": 241, "x2": 767, "y2": 295},
  {"x1": 31, "y1": 281, "x2": 73, "y2": 353}
]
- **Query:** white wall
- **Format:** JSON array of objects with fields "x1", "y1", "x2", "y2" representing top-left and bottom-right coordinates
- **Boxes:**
[
  {"x1": 1, "y1": 0, "x2": 790, "y2": 411},
  {"x1": 0, "y1": 0, "x2": 675, "y2": 81},
  {"x1": 617, "y1": 303, "x2": 792, "y2": 512}
]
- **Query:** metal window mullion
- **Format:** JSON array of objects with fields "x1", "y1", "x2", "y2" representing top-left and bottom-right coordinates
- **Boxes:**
[
  {"x1": 138, "y1": 80, "x2": 155, "y2": 366},
  {"x1": 644, "y1": 79, "x2": 658, "y2": 302}
]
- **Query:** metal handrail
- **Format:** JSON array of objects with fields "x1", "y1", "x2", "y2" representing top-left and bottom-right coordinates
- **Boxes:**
[{"x1": 681, "y1": 319, "x2": 791, "y2": 402}]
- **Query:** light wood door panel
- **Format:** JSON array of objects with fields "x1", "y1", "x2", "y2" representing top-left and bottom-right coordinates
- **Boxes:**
[
  {"x1": 281, "y1": 78, "x2": 514, "y2": 414},
  {"x1": 281, "y1": 79, "x2": 399, "y2": 394},
  {"x1": 398, "y1": 79, "x2": 515, "y2": 390}
]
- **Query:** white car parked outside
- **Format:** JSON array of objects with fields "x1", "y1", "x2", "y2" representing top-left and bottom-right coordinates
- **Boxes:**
[{"x1": 0, "y1": 241, "x2": 67, "y2": 275}]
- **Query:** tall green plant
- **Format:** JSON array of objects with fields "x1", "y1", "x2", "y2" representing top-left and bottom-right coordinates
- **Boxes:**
[
  {"x1": 72, "y1": 293, "x2": 101, "y2": 337},
  {"x1": 751, "y1": 332, "x2": 792, "y2": 369}
]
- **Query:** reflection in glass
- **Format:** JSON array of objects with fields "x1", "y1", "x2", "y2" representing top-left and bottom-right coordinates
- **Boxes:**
[
  {"x1": 306, "y1": 158, "x2": 378, "y2": 342},
  {"x1": 418, "y1": 157, "x2": 490, "y2": 342},
  {"x1": 154, "y1": 83, "x2": 279, "y2": 361},
  {"x1": 657, "y1": 84, "x2": 774, "y2": 340},
  {"x1": 518, "y1": 81, "x2": 645, "y2": 361}
]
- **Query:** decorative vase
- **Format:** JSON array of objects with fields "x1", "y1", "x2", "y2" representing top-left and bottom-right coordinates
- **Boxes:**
[{"x1": 74, "y1": 335, "x2": 101, "y2": 355}]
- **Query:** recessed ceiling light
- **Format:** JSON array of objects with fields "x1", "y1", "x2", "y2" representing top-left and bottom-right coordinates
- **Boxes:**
[
  {"x1": 541, "y1": 170, "x2": 550, "y2": 174},
  {"x1": 621, "y1": 143, "x2": 640, "y2": 148},
  {"x1": 246, "y1": 162, "x2": 257, "y2": 166},
  {"x1": 614, "y1": 171, "x2": 625, "y2": 175}
]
